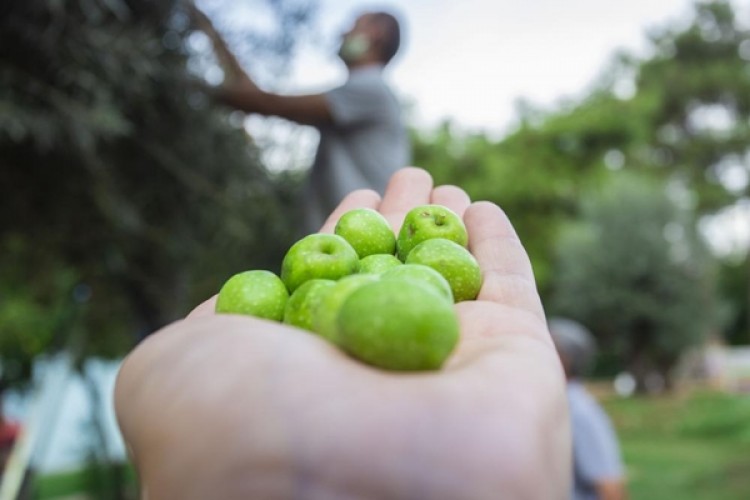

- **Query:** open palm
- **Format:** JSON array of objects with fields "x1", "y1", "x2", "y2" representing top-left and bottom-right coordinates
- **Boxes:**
[{"x1": 115, "y1": 168, "x2": 570, "y2": 499}]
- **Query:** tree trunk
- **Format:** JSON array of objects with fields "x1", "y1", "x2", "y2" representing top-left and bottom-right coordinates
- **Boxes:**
[
  {"x1": 656, "y1": 353, "x2": 678, "y2": 392},
  {"x1": 627, "y1": 320, "x2": 654, "y2": 394}
]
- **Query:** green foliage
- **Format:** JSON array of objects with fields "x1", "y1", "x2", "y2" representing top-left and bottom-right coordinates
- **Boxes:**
[
  {"x1": 412, "y1": 91, "x2": 643, "y2": 290},
  {"x1": 550, "y1": 175, "x2": 718, "y2": 386},
  {"x1": 413, "y1": 0, "x2": 748, "y2": 348},
  {"x1": 33, "y1": 462, "x2": 137, "y2": 499},
  {"x1": 0, "y1": 0, "x2": 312, "y2": 385},
  {"x1": 604, "y1": 390, "x2": 750, "y2": 499},
  {"x1": 630, "y1": 0, "x2": 750, "y2": 211},
  {"x1": 719, "y1": 257, "x2": 750, "y2": 345}
]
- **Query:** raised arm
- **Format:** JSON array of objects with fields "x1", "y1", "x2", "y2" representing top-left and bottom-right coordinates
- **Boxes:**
[
  {"x1": 189, "y1": 3, "x2": 333, "y2": 126},
  {"x1": 212, "y1": 85, "x2": 333, "y2": 126},
  {"x1": 188, "y1": 3, "x2": 253, "y2": 86}
]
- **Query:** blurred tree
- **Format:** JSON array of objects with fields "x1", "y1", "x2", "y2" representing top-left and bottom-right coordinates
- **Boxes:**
[
  {"x1": 414, "y1": 0, "x2": 749, "y2": 342},
  {"x1": 628, "y1": 0, "x2": 750, "y2": 342},
  {"x1": 412, "y1": 96, "x2": 625, "y2": 290},
  {"x1": 631, "y1": 0, "x2": 750, "y2": 210},
  {"x1": 549, "y1": 175, "x2": 718, "y2": 392},
  {"x1": 718, "y1": 255, "x2": 750, "y2": 346},
  {"x1": 0, "y1": 0, "x2": 316, "y2": 387}
]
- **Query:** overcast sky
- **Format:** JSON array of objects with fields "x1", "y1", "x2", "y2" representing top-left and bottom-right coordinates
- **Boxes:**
[
  {"x1": 285, "y1": 0, "x2": 707, "y2": 135},
  {"x1": 202, "y1": 0, "x2": 749, "y2": 254},
  {"x1": 281, "y1": 0, "x2": 749, "y2": 254}
]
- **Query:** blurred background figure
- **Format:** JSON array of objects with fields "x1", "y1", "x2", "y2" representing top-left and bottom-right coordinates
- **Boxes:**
[
  {"x1": 192, "y1": 4, "x2": 410, "y2": 232},
  {"x1": 549, "y1": 317, "x2": 627, "y2": 500}
]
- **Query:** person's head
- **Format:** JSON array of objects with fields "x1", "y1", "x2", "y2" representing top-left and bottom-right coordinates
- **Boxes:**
[
  {"x1": 548, "y1": 317, "x2": 597, "y2": 380},
  {"x1": 338, "y1": 11, "x2": 402, "y2": 67}
]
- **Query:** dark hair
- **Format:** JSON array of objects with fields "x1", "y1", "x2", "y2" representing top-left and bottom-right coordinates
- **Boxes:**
[
  {"x1": 548, "y1": 317, "x2": 597, "y2": 378},
  {"x1": 371, "y1": 12, "x2": 401, "y2": 64}
]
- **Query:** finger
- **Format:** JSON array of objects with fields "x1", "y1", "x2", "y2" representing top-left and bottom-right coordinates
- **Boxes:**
[
  {"x1": 319, "y1": 189, "x2": 381, "y2": 233},
  {"x1": 430, "y1": 185, "x2": 471, "y2": 220},
  {"x1": 378, "y1": 167, "x2": 433, "y2": 232},
  {"x1": 186, "y1": 295, "x2": 218, "y2": 319},
  {"x1": 464, "y1": 201, "x2": 545, "y2": 320}
]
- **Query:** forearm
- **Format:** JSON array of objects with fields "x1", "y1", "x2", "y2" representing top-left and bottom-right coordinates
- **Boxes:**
[{"x1": 213, "y1": 85, "x2": 332, "y2": 126}]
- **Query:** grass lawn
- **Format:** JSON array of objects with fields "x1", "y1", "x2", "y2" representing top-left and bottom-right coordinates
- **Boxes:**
[
  {"x1": 33, "y1": 462, "x2": 136, "y2": 499},
  {"x1": 30, "y1": 389, "x2": 750, "y2": 499},
  {"x1": 602, "y1": 388, "x2": 750, "y2": 500}
]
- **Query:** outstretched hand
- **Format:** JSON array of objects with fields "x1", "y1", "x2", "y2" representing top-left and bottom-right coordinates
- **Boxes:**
[{"x1": 115, "y1": 168, "x2": 570, "y2": 499}]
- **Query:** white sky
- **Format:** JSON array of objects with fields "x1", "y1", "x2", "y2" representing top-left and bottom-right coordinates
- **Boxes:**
[
  {"x1": 279, "y1": 0, "x2": 749, "y2": 255},
  {"x1": 284, "y1": 0, "x2": 705, "y2": 135},
  {"x1": 209, "y1": 0, "x2": 749, "y2": 255}
]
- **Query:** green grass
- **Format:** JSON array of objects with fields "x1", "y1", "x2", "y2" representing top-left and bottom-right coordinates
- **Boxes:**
[
  {"x1": 30, "y1": 390, "x2": 750, "y2": 499},
  {"x1": 602, "y1": 389, "x2": 750, "y2": 500},
  {"x1": 33, "y1": 462, "x2": 137, "y2": 499}
]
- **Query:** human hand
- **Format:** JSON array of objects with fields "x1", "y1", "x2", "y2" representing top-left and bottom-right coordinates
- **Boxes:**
[
  {"x1": 114, "y1": 168, "x2": 571, "y2": 499},
  {"x1": 186, "y1": 2, "x2": 213, "y2": 33}
]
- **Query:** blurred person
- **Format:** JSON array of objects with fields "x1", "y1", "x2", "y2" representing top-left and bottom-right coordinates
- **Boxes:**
[
  {"x1": 191, "y1": 5, "x2": 410, "y2": 231},
  {"x1": 548, "y1": 317, "x2": 627, "y2": 500},
  {"x1": 115, "y1": 168, "x2": 571, "y2": 499}
]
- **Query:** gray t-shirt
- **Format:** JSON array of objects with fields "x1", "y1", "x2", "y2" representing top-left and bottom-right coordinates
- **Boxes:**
[
  {"x1": 304, "y1": 65, "x2": 409, "y2": 230},
  {"x1": 568, "y1": 381, "x2": 624, "y2": 500}
]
